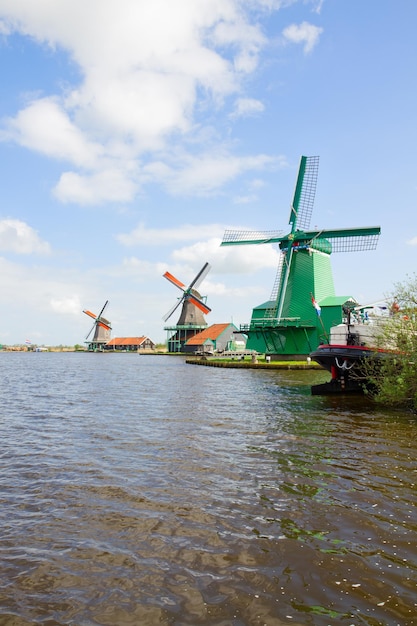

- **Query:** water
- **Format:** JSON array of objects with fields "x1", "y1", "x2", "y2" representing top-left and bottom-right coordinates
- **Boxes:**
[{"x1": 0, "y1": 352, "x2": 416, "y2": 626}]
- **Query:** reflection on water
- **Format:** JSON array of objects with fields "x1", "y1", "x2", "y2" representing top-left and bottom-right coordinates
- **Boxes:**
[{"x1": 0, "y1": 353, "x2": 416, "y2": 625}]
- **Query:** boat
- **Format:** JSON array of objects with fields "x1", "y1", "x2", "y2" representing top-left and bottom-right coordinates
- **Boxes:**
[{"x1": 310, "y1": 303, "x2": 392, "y2": 395}]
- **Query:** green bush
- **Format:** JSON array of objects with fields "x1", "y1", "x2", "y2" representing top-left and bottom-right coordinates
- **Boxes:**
[{"x1": 363, "y1": 274, "x2": 417, "y2": 411}]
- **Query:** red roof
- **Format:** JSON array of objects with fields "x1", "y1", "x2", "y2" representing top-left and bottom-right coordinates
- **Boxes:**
[
  {"x1": 106, "y1": 336, "x2": 149, "y2": 346},
  {"x1": 185, "y1": 323, "x2": 232, "y2": 346}
]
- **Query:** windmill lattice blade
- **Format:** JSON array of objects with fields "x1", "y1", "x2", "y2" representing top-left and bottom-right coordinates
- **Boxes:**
[
  {"x1": 263, "y1": 254, "x2": 285, "y2": 319},
  {"x1": 86, "y1": 322, "x2": 96, "y2": 340},
  {"x1": 98, "y1": 321, "x2": 111, "y2": 331},
  {"x1": 269, "y1": 253, "x2": 284, "y2": 301},
  {"x1": 163, "y1": 297, "x2": 184, "y2": 322},
  {"x1": 96, "y1": 300, "x2": 109, "y2": 320},
  {"x1": 221, "y1": 230, "x2": 284, "y2": 246},
  {"x1": 163, "y1": 271, "x2": 186, "y2": 291},
  {"x1": 289, "y1": 155, "x2": 319, "y2": 231},
  {"x1": 188, "y1": 262, "x2": 211, "y2": 291},
  {"x1": 83, "y1": 309, "x2": 97, "y2": 319},
  {"x1": 307, "y1": 227, "x2": 381, "y2": 252},
  {"x1": 188, "y1": 294, "x2": 211, "y2": 315}
]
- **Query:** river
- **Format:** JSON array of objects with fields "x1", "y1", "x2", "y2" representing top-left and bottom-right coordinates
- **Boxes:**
[{"x1": 0, "y1": 352, "x2": 415, "y2": 625}]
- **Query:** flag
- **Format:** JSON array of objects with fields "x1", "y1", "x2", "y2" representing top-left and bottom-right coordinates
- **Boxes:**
[
  {"x1": 25, "y1": 339, "x2": 32, "y2": 345},
  {"x1": 311, "y1": 295, "x2": 321, "y2": 316}
]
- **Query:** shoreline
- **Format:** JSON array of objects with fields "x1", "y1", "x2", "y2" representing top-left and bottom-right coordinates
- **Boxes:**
[{"x1": 185, "y1": 357, "x2": 322, "y2": 370}]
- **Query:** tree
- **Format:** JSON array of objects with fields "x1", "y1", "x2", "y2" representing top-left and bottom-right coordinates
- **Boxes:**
[{"x1": 363, "y1": 274, "x2": 417, "y2": 411}]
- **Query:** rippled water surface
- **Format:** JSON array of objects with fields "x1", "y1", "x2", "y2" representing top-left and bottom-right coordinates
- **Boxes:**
[{"x1": 0, "y1": 352, "x2": 416, "y2": 626}]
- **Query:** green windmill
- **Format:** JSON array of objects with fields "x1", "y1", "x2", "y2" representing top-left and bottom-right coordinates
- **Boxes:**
[{"x1": 221, "y1": 156, "x2": 381, "y2": 357}]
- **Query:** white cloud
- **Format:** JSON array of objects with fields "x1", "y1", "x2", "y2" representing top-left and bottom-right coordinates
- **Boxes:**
[
  {"x1": 0, "y1": 225, "x2": 279, "y2": 343},
  {"x1": 114, "y1": 258, "x2": 168, "y2": 282},
  {"x1": 171, "y1": 236, "x2": 280, "y2": 274},
  {"x1": 282, "y1": 21, "x2": 323, "y2": 54},
  {"x1": 50, "y1": 295, "x2": 82, "y2": 315},
  {"x1": 148, "y1": 152, "x2": 279, "y2": 196},
  {"x1": 203, "y1": 278, "x2": 264, "y2": 298},
  {"x1": 312, "y1": 0, "x2": 325, "y2": 14},
  {"x1": 407, "y1": 237, "x2": 417, "y2": 246},
  {"x1": 117, "y1": 222, "x2": 226, "y2": 247},
  {"x1": 0, "y1": 19, "x2": 11, "y2": 35},
  {"x1": 0, "y1": 0, "x2": 279, "y2": 204},
  {"x1": 232, "y1": 97, "x2": 265, "y2": 118},
  {"x1": 117, "y1": 223, "x2": 281, "y2": 277},
  {"x1": 234, "y1": 194, "x2": 258, "y2": 204},
  {"x1": 53, "y1": 168, "x2": 138, "y2": 205},
  {"x1": 249, "y1": 178, "x2": 266, "y2": 189},
  {"x1": 0, "y1": 256, "x2": 102, "y2": 343},
  {"x1": 0, "y1": 219, "x2": 51, "y2": 255},
  {"x1": 1, "y1": 98, "x2": 102, "y2": 168}
]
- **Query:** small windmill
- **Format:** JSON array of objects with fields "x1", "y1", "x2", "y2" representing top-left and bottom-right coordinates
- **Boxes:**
[
  {"x1": 221, "y1": 156, "x2": 381, "y2": 356},
  {"x1": 83, "y1": 300, "x2": 112, "y2": 351},
  {"x1": 163, "y1": 263, "x2": 211, "y2": 352}
]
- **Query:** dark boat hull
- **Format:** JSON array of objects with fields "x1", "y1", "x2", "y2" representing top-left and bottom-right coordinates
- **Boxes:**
[{"x1": 310, "y1": 344, "x2": 389, "y2": 395}]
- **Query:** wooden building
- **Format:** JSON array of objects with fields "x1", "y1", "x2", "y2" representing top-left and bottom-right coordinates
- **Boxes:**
[
  {"x1": 105, "y1": 336, "x2": 156, "y2": 351},
  {"x1": 183, "y1": 323, "x2": 247, "y2": 354}
]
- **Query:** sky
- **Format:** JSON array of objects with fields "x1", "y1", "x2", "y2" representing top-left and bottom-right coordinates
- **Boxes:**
[{"x1": 0, "y1": 0, "x2": 416, "y2": 346}]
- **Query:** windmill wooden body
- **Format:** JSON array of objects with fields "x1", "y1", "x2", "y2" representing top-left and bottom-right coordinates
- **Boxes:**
[
  {"x1": 221, "y1": 156, "x2": 381, "y2": 358},
  {"x1": 83, "y1": 300, "x2": 112, "y2": 351},
  {"x1": 163, "y1": 263, "x2": 211, "y2": 352}
]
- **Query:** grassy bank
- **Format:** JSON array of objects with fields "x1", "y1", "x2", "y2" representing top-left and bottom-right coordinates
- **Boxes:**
[{"x1": 185, "y1": 356, "x2": 323, "y2": 369}]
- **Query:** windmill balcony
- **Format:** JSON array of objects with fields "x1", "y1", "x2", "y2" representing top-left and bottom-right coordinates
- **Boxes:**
[
  {"x1": 164, "y1": 324, "x2": 208, "y2": 333},
  {"x1": 240, "y1": 317, "x2": 317, "y2": 332}
]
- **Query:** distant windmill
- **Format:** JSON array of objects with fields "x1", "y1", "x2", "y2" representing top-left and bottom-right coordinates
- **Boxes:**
[
  {"x1": 163, "y1": 263, "x2": 211, "y2": 352},
  {"x1": 221, "y1": 156, "x2": 381, "y2": 356},
  {"x1": 83, "y1": 300, "x2": 112, "y2": 350},
  {"x1": 163, "y1": 262, "x2": 211, "y2": 324}
]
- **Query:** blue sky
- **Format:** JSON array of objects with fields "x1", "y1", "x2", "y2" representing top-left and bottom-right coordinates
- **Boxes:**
[{"x1": 0, "y1": 0, "x2": 416, "y2": 346}]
